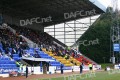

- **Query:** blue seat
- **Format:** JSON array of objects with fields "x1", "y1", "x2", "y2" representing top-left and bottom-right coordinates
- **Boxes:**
[
  {"x1": 1, "y1": 64, "x2": 6, "y2": 67},
  {"x1": 0, "y1": 64, "x2": 17, "y2": 68},
  {"x1": 4, "y1": 58, "x2": 10, "y2": 60},
  {"x1": 39, "y1": 54, "x2": 48, "y2": 56},
  {"x1": 0, "y1": 60, "x2": 7, "y2": 64},
  {"x1": 0, "y1": 61, "x2": 3, "y2": 64},
  {"x1": 0, "y1": 65, "x2": 2, "y2": 67},
  {"x1": 9, "y1": 64, "x2": 16, "y2": 68},
  {"x1": 13, "y1": 54, "x2": 19, "y2": 57},
  {"x1": 4, "y1": 61, "x2": 8, "y2": 64},
  {"x1": 9, "y1": 61, "x2": 15, "y2": 64},
  {"x1": 39, "y1": 51, "x2": 45, "y2": 54},
  {"x1": 4, "y1": 61, "x2": 15, "y2": 64},
  {"x1": 0, "y1": 57, "x2": 10, "y2": 60},
  {"x1": 13, "y1": 57, "x2": 21, "y2": 61},
  {"x1": 42, "y1": 56, "x2": 52, "y2": 59},
  {"x1": 29, "y1": 48, "x2": 34, "y2": 51}
]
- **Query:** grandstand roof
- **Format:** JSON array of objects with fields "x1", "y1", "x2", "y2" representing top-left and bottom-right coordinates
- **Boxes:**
[{"x1": 0, "y1": 0, "x2": 105, "y2": 27}]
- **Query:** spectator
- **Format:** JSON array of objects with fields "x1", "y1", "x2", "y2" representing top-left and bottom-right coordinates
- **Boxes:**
[
  {"x1": 26, "y1": 65, "x2": 28, "y2": 78},
  {"x1": 64, "y1": 54, "x2": 69, "y2": 60},
  {"x1": 80, "y1": 63, "x2": 83, "y2": 74},
  {"x1": 60, "y1": 64, "x2": 64, "y2": 74},
  {"x1": 89, "y1": 63, "x2": 93, "y2": 72}
]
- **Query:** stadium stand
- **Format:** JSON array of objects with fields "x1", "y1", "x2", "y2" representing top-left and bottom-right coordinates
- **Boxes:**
[
  {"x1": 9, "y1": 25, "x2": 94, "y2": 66},
  {"x1": 9, "y1": 26, "x2": 78, "y2": 66},
  {"x1": 0, "y1": 25, "x2": 95, "y2": 70},
  {"x1": 0, "y1": 0, "x2": 107, "y2": 78},
  {"x1": 0, "y1": 24, "x2": 97, "y2": 76}
]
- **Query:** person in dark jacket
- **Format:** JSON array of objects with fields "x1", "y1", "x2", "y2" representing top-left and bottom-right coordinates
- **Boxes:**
[
  {"x1": 80, "y1": 63, "x2": 83, "y2": 74},
  {"x1": 60, "y1": 64, "x2": 64, "y2": 74},
  {"x1": 26, "y1": 65, "x2": 28, "y2": 78}
]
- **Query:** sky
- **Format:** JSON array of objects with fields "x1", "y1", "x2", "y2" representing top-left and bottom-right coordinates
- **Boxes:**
[{"x1": 98, "y1": 0, "x2": 120, "y2": 9}]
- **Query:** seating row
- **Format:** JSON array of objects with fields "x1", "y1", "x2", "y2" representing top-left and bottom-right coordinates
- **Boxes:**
[
  {"x1": 0, "y1": 64, "x2": 17, "y2": 67},
  {"x1": 0, "y1": 60, "x2": 15, "y2": 64}
]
